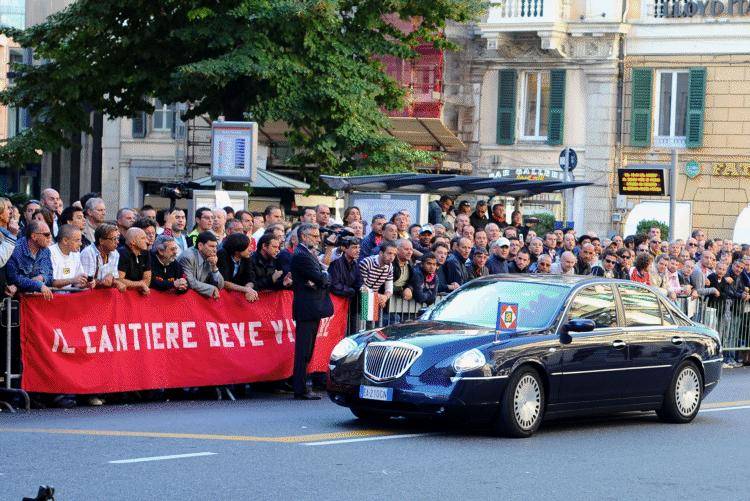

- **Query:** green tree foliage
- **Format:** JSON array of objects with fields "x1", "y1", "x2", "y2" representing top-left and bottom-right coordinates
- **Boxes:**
[
  {"x1": 636, "y1": 219, "x2": 669, "y2": 239},
  {"x1": 530, "y1": 212, "x2": 555, "y2": 236},
  {"x1": 0, "y1": 0, "x2": 485, "y2": 189}
]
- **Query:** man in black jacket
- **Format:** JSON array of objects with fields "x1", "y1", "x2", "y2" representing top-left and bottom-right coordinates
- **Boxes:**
[
  {"x1": 487, "y1": 237, "x2": 510, "y2": 274},
  {"x1": 150, "y1": 235, "x2": 188, "y2": 293},
  {"x1": 291, "y1": 223, "x2": 332, "y2": 400},
  {"x1": 443, "y1": 237, "x2": 472, "y2": 291},
  {"x1": 411, "y1": 252, "x2": 439, "y2": 305},
  {"x1": 250, "y1": 233, "x2": 290, "y2": 291},
  {"x1": 217, "y1": 232, "x2": 258, "y2": 303},
  {"x1": 329, "y1": 237, "x2": 363, "y2": 334}
]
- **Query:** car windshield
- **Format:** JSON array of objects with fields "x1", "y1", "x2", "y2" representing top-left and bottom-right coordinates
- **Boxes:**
[{"x1": 426, "y1": 280, "x2": 569, "y2": 330}]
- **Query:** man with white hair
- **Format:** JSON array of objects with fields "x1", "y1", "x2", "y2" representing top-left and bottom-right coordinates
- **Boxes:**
[
  {"x1": 83, "y1": 197, "x2": 106, "y2": 244},
  {"x1": 212, "y1": 208, "x2": 227, "y2": 244}
]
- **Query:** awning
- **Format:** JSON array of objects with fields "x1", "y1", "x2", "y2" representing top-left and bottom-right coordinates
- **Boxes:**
[
  {"x1": 386, "y1": 118, "x2": 465, "y2": 151},
  {"x1": 258, "y1": 118, "x2": 466, "y2": 152},
  {"x1": 320, "y1": 173, "x2": 592, "y2": 197},
  {"x1": 193, "y1": 169, "x2": 310, "y2": 193}
]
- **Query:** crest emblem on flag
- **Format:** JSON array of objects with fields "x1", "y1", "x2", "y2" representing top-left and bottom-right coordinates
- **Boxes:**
[{"x1": 496, "y1": 302, "x2": 518, "y2": 332}]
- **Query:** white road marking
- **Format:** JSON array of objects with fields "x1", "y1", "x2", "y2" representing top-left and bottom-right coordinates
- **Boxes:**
[
  {"x1": 108, "y1": 452, "x2": 217, "y2": 464},
  {"x1": 699, "y1": 405, "x2": 750, "y2": 414},
  {"x1": 303, "y1": 433, "x2": 436, "y2": 446}
]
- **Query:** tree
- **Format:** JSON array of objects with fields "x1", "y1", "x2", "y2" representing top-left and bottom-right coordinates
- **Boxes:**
[
  {"x1": 636, "y1": 219, "x2": 669, "y2": 239},
  {"x1": 0, "y1": 0, "x2": 485, "y2": 189}
]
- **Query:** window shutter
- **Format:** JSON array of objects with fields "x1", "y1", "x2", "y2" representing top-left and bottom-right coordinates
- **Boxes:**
[
  {"x1": 132, "y1": 112, "x2": 147, "y2": 138},
  {"x1": 630, "y1": 68, "x2": 653, "y2": 147},
  {"x1": 496, "y1": 69, "x2": 517, "y2": 145},
  {"x1": 546, "y1": 69, "x2": 566, "y2": 145},
  {"x1": 686, "y1": 67, "x2": 706, "y2": 148}
]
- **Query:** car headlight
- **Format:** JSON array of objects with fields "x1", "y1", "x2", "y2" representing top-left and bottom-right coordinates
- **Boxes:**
[
  {"x1": 330, "y1": 338, "x2": 359, "y2": 362},
  {"x1": 452, "y1": 348, "x2": 486, "y2": 373}
]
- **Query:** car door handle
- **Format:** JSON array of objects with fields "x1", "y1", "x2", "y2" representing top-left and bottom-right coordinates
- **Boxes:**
[
  {"x1": 671, "y1": 336, "x2": 684, "y2": 345},
  {"x1": 612, "y1": 340, "x2": 627, "y2": 349}
]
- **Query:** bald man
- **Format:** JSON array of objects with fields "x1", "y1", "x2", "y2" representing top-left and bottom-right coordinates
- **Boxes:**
[
  {"x1": 551, "y1": 251, "x2": 577, "y2": 275},
  {"x1": 117, "y1": 227, "x2": 151, "y2": 295},
  {"x1": 41, "y1": 188, "x2": 62, "y2": 237}
]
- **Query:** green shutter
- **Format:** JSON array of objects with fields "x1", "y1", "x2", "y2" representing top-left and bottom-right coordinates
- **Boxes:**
[
  {"x1": 496, "y1": 69, "x2": 517, "y2": 145},
  {"x1": 630, "y1": 68, "x2": 653, "y2": 147},
  {"x1": 686, "y1": 67, "x2": 706, "y2": 148},
  {"x1": 546, "y1": 69, "x2": 566, "y2": 145},
  {"x1": 132, "y1": 112, "x2": 147, "y2": 138}
]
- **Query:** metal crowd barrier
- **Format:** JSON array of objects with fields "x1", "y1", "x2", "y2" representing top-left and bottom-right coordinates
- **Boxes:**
[
  {"x1": 1, "y1": 297, "x2": 29, "y2": 412},
  {"x1": 675, "y1": 295, "x2": 750, "y2": 353},
  {"x1": 356, "y1": 293, "x2": 446, "y2": 332}
]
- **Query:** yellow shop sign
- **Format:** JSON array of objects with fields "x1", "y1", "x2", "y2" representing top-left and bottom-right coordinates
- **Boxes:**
[{"x1": 712, "y1": 163, "x2": 750, "y2": 177}]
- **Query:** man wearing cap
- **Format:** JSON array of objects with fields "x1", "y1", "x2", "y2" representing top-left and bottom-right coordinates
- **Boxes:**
[
  {"x1": 414, "y1": 225, "x2": 434, "y2": 254},
  {"x1": 469, "y1": 200, "x2": 490, "y2": 231},
  {"x1": 466, "y1": 246, "x2": 489, "y2": 280},
  {"x1": 487, "y1": 237, "x2": 511, "y2": 274}
]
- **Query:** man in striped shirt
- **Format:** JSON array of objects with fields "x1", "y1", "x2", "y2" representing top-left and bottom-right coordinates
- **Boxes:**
[{"x1": 359, "y1": 241, "x2": 397, "y2": 309}]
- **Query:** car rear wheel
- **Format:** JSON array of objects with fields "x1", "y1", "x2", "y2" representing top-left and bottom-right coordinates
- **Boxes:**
[
  {"x1": 657, "y1": 360, "x2": 703, "y2": 423},
  {"x1": 493, "y1": 367, "x2": 545, "y2": 438}
]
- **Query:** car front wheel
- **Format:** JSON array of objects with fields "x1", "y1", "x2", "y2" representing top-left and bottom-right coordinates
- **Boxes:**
[
  {"x1": 493, "y1": 367, "x2": 545, "y2": 438},
  {"x1": 657, "y1": 360, "x2": 703, "y2": 423}
]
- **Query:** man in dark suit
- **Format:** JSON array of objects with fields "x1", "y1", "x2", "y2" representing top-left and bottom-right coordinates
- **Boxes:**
[{"x1": 291, "y1": 223, "x2": 332, "y2": 400}]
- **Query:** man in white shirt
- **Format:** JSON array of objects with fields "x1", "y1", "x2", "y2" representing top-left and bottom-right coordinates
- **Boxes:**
[
  {"x1": 252, "y1": 205, "x2": 283, "y2": 242},
  {"x1": 49, "y1": 224, "x2": 90, "y2": 289},
  {"x1": 80, "y1": 222, "x2": 124, "y2": 290}
]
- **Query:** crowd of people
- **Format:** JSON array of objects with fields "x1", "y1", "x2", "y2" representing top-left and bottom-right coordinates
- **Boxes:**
[{"x1": 1, "y1": 188, "x2": 750, "y2": 406}]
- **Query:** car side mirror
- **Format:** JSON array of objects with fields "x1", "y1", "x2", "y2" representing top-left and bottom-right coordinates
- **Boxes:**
[{"x1": 560, "y1": 318, "x2": 596, "y2": 345}]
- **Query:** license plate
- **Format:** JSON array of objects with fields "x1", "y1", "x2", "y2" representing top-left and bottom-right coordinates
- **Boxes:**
[{"x1": 359, "y1": 385, "x2": 393, "y2": 402}]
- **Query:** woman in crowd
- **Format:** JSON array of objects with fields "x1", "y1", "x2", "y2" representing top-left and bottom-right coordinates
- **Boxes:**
[{"x1": 630, "y1": 253, "x2": 652, "y2": 284}]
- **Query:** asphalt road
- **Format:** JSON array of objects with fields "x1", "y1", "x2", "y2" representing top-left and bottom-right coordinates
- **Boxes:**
[{"x1": 2, "y1": 368, "x2": 750, "y2": 501}]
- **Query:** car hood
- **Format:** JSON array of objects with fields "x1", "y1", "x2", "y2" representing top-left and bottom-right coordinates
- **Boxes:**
[{"x1": 367, "y1": 320, "x2": 537, "y2": 351}]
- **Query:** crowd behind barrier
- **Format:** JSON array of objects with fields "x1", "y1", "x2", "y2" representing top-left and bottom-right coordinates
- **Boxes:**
[{"x1": 1, "y1": 189, "x2": 749, "y2": 410}]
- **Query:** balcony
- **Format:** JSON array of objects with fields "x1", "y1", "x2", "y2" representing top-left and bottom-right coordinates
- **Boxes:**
[{"x1": 479, "y1": 0, "x2": 571, "y2": 53}]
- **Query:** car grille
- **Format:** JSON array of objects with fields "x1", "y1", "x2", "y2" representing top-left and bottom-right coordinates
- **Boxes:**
[{"x1": 364, "y1": 342, "x2": 422, "y2": 381}]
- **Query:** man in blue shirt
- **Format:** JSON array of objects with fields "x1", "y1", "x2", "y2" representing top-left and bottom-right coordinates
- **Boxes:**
[{"x1": 6, "y1": 220, "x2": 54, "y2": 300}]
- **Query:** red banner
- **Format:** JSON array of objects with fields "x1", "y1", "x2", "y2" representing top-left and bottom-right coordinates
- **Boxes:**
[{"x1": 20, "y1": 289, "x2": 349, "y2": 394}]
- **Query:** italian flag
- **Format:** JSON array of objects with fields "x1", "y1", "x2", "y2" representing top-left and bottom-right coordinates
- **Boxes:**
[{"x1": 360, "y1": 289, "x2": 380, "y2": 321}]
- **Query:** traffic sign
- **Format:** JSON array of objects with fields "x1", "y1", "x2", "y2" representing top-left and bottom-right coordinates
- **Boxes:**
[{"x1": 559, "y1": 148, "x2": 577, "y2": 172}]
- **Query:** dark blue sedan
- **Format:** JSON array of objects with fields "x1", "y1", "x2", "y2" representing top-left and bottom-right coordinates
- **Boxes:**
[{"x1": 327, "y1": 275, "x2": 722, "y2": 437}]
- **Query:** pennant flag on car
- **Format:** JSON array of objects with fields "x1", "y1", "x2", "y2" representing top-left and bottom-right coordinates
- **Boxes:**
[{"x1": 360, "y1": 289, "x2": 380, "y2": 321}]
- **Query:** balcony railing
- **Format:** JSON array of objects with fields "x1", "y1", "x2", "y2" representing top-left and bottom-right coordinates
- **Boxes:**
[{"x1": 486, "y1": 0, "x2": 568, "y2": 25}]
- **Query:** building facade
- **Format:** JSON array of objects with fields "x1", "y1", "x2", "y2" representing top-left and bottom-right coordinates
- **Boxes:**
[
  {"x1": 472, "y1": 0, "x2": 750, "y2": 240},
  {"x1": 621, "y1": 0, "x2": 750, "y2": 241}
]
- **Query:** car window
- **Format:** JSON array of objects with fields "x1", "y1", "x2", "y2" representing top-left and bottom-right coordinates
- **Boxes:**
[
  {"x1": 618, "y1": 285, "x2": 663, "y2": 327},
  {"x1": 659, "y1": 299, "x2": 677, "y2": 326},
  {"x1": 567, "y1": 284, "x2": 618, "y2": 329},
  {"x1": 427, "y1": 281, "x2": 569, "y2": 330}
]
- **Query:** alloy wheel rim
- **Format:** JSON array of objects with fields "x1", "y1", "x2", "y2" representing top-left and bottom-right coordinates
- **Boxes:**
[
  {"x1": 513, "y1": 374, "x2": 541, "y2": 430},
  {"x1": 675, "y1": 367, "x2": 701, "y2": 416}
]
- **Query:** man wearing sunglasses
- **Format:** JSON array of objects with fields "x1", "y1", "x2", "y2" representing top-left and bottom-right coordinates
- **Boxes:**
[
  {"x1": 6, "y1": 220, "x2": 54, "y2": 300},
  {"x1": 591, "y1": 250, "x2": 620, "y2": 279}
]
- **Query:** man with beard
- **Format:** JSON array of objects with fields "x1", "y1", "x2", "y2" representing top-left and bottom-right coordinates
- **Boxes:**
[
  {"x1": 251, "y1": 233, "x2": 290, "y2": 291},
  {"x1": 150, "y1": 234, "x2": 188, "y2": 293},
  {"x1": 508, "y1": 248, "x2": 531, "y2": 273}
]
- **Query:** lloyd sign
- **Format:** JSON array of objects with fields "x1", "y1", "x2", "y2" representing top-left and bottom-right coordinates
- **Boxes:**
[{"x1": 664, "y1": 0, "x2": 750, "y2": 17}]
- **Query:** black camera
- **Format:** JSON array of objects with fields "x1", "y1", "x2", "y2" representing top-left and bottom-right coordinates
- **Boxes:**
[
  {"x1": 321, "y1": 226, "x2": 354, "y2": 247},
  {"x1": 159, "y1": 184, "x2": 193, "y2": 210}
]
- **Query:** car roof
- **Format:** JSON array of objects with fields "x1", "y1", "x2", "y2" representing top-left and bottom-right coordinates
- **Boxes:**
[{"x1": 472, "y1": 274, "x2": 624, "y2": 289}]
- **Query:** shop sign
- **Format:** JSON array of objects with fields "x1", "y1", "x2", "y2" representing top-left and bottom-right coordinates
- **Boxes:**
[
  {"x1": 712, "y1": 162, "x2": 750, "y2": 176},
  {"x1": 685, "y1": 160, "x2": 701, "y2": 179},
  {"x1": 665, "y1": 1, "x2": 750, "y2": 18},
  {"x1": 491, "y1": 168, "x2": 565, "y2": 181},
  {"x1": 617, "y1": 168, "x2": 666, "y2": 196}
]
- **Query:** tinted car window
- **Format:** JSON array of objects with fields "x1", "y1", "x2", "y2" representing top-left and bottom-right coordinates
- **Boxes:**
[
  {"x1": 567, "y1": 284, "x2": 618, "y2": 329},
  {"x1": 618, "y1": 285, "x2": 662, "y2": 327},
  {"x1": 427, "y1": 281, "x2": 568, "y2": 330}
]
